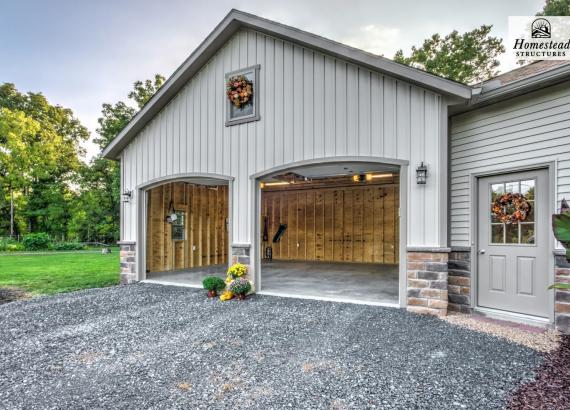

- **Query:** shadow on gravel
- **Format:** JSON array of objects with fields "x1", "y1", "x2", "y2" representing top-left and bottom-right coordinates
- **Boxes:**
[
  {"x1": 509, "y1": 335, "x2": 570, "y2": 409},
  {"x1": 0, "y1": 287, "x2": 29, "y2": 304}
]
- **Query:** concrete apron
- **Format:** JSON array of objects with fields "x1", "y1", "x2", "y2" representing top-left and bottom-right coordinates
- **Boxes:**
[{"x1": 143, "y1": 260, "x2": 400, "y2": 308}]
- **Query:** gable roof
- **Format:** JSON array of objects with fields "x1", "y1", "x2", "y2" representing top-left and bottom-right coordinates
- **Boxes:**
[
  {"x1": 102, "y1": 9, "x2": 472, "y2": 159},
  {"x1": 483, "y1": 60, "x2": 570, "y2": 87}
]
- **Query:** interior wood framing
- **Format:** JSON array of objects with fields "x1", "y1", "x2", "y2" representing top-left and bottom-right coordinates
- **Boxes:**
[
  {"x1": 146, "y1": 182, "x2": 229, "y2": 272},
  {"x1": 260, "y1": 177, "x2": 399, "y2": 264}
]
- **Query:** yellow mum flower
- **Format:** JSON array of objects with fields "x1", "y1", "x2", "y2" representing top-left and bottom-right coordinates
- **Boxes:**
[
  {"x1": 227, "y1": 263, "x2": 247, "y2": 278},
  {"x1": 220, "y1": 290, "x2": 234, "y2": 301}
]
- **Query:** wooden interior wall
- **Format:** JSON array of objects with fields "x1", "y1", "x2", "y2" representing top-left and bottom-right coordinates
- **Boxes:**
[
  {"x1": 146, "y1": 182, "x2": 228, "y2": 272},
  {"x1": 261, "y1": 182, "x2": 399, "y2": 264}
]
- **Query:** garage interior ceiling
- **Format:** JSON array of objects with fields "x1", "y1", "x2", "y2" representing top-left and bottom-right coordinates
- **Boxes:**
[{"x1": 262, "y1": 162, "x2": 400, "y2": 182}]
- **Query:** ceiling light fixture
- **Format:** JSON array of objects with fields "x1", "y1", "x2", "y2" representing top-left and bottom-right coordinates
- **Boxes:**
[
  {"x1": 260, "y1": 181, "x2": 291, "y2": 188},
  {"x1": 370, "y1": 173, "x2": 393, "y2": 179}
]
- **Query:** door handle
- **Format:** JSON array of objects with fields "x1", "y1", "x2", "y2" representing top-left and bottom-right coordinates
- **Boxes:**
[{"x1": 478, "y1": 249, "x2": 486, "y2": 255}]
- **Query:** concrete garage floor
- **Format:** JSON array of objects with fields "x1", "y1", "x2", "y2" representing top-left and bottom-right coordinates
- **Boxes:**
[
  {"x1": 145, "y1": 261, "x2": 399, "y2": 305},
  {"x1": 146, "y1": 264, "x2": 226, "y2": 286},
  {"x1": 261, "y1": 261, "x2": 399, "y2": 305}
]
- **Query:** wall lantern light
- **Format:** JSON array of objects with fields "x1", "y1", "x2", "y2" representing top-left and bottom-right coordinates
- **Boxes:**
[
  {"x1": 122, "y1": 190, "x2": 132, "y2": 203},
  {"x1": 416, "y1": 162, "x2": 428, "y2": 185}
]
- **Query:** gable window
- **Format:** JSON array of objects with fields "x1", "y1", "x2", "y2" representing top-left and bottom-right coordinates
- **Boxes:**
[
  {"x1": 225, "y1": 65, "x2": 260, "y2": 126},
  {"x1": 171, "y1": 210, "x2": 186, "y2": 241}
]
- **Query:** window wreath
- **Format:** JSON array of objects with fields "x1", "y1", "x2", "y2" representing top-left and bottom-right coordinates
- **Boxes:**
[
  {"x1": 491, "y1": 192, "x2": 531, "y2": 224},
  {"x1": 226, "y1": 74, "x2": 253, "y2": 108}
]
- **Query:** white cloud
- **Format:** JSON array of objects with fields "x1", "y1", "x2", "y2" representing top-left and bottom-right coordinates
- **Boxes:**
[{"x1": 342, "y1": 24, "x2": 402, "y2": 57}]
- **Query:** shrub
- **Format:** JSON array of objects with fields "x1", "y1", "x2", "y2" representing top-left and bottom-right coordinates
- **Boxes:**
[
  {"x1": 228, "y1": 278, "x2": 252, "y2": 295},
  {"x1": 22, "y1": 233, "x2": 51, "y2": 251},
  {"x1": 0, "y1": 239, "x2": 22, "y2": 252},
  {"x1": 52, "y1": 242, "x2": 86, "y2": 251},
  {"x1": 202, "y1": 276, "x2": 226, "y2": 292},
  {"x1": 7, "y1": 244, "x2": 20, "y2": 252}
]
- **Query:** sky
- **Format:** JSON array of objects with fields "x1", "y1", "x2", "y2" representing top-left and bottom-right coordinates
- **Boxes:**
[{"x1": 0, "y1": 0, "x2": 544, "y2": 160}]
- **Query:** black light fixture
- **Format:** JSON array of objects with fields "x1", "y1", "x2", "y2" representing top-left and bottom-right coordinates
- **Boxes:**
[
  {"x1": 416, "y1": 162, "x2": 427, "y2": 185},
  {"x1": 122, "y1": 190, "x2": 132, "y2": 203}
]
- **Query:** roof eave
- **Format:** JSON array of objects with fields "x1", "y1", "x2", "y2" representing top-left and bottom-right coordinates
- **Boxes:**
[{"x1": 466, "y1": 63, "x2": 570, "y2": 109}]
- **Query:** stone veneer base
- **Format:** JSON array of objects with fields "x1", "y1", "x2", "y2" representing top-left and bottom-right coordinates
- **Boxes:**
[
  {"x1": 118, "y1": 242, "x2": 137, "y2": 285},
  {"x1": 448, "y1": 249, "x2": 472, "y2": 314},
  {"x1": 554, "y1": 255, "x2": 570, "y2": 333},
  {"x1": 406, "y1": 250, "x2": 449, "y2": 317}
]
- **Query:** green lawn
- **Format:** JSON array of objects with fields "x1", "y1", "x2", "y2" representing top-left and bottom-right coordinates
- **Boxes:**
[{"x1": 0, "y1": 250, "x2": 120, "y2": 295}]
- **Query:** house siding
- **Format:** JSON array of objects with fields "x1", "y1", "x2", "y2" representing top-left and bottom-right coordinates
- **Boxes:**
[
  {"x1": 450, "y1": 81, "x2": 570, "y2": 331},
  {"x1": 450, "y1": 81, "x2": 570, "y2": 247},
  {"x1": 120, "y1": 28, "x2": 448, "y2": 251}
]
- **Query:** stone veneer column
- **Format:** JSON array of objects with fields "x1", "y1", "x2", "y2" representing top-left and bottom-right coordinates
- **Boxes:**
[
  {"x1": 554, "y1": 253, "x2": 570, "y2": 333},
  {"x1": 118, "y1": 241, "x2": 137, "y2": 285},
  {"x1": 448, "y1": 248, "x2": 472, "y2": 313},
  {"x1": 231, "y1": 243, "x2": 251, "y2": 271},
  {"x1": 406, "y1": 248, "x2": 449, "y2": 316}
]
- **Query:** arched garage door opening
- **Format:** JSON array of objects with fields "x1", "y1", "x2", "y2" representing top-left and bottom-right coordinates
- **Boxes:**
[
  {"x1": 258, "y1": 162, "x2": 401, "y2": 305},
  {"x1": 144, "y1": 177, "x2": 230, "y2": 285}
]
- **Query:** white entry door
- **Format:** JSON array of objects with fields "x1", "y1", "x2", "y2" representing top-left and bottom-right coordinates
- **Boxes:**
[{"x1": 477, "y1": 169, "x2": 549, "y2": 318}]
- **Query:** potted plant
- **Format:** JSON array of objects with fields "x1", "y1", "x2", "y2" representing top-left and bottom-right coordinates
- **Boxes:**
[
  {"x1": 202, "y1": 276, "x2": 226, "y2": 298},
  {"x1": 228, "y1": 277, "x2": 252, "y2": 300},
  {"x1": 226, "y1": 263, "x2": 247, "y2": 282}
]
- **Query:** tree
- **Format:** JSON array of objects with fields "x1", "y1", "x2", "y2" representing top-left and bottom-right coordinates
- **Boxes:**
[
  {"x1": 94, "y1": 102, "x2": 135, "y2": 149},
  {"x1": 537, "y1": 0, "x2": 570, "y2": 15},
  {"x1": 394, "y1": 25, "x2": 505, "y2": 84},
  {"x1": 96, "y1": 74, "x2": 165, "y2": 148},
  {"x1": 128, "y1": 74, "x2": 165, "y2": 110},
  {"x1": 0, "y1": 108, "x2": 40, "y2": 236},
  {"x1": 0, "y1": 84, "x2": 89, "y2": 238},
  {"x1": 75, "y1": 74, "x2": 165, "y2": 242}
]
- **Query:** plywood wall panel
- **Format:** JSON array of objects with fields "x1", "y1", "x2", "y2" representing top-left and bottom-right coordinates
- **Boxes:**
[
  {"x1": 146, "y1": 182, "x2": 228, "y2": 273},
  {"x1": 261, "y1": 182, "x2": 399, "y2": 264}
]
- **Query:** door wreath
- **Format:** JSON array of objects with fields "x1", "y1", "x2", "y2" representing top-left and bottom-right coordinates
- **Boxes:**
[
  {"x1": 491, "y1": 192, "x2": 531, "y2": 224},
  {"x1": 226, "y1": 75, "x2": 253, "y2": 108}
]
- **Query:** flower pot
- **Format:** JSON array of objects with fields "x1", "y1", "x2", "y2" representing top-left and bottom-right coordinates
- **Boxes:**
[{"x1": 207, "y1": 290, "x2": 217, "y2": 298}]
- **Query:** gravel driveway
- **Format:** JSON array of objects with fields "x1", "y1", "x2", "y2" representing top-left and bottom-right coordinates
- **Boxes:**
[{"x1": 0, "y1": 284, "x2": 542, "y2": 409}]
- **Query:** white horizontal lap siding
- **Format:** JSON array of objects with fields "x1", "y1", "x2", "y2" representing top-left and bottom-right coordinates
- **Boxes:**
[
  {"x1": 450, "y1": 81, "x2": 570, "y2": 247},
  {"x1": 120, "y1": 29, "x2": 444, "y2": 247}
]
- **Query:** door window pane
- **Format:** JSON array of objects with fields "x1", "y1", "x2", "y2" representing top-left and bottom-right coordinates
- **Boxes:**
[
  {"x1": 491, "y1": 183, "x2": 505, "y2": 201},
  {"x1": 505, "y1": 181, "x2": 519, "y2": 193},
  {"x1": 171, "y1": 211, "x2": 185, "y2": 241},
  {"x1": 491, "y1": 224, "x2": 504, "y2": 244},
  {"x1": 521, "y1": 223, "x2": 535, "y2": 244},
  {"x1": 505, "y1": 223, "x2": 519, "y2": 244},
  {"x1": 489, "y1": 177, "x2": 536, "y2": 246},
  {"x1": 521, "y1": 180, "x2": 535, "y2": 200},
  {"x1": 525, "y1": 201, "x2": 535, "y2": 222}
]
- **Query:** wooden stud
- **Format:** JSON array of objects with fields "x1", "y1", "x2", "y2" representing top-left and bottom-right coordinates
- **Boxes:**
[{"x1": 259, "y1": 180, "x2": 399, "y2": 265}]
